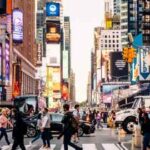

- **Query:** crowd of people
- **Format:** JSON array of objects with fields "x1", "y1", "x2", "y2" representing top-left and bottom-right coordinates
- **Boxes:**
[{"x1": 0, "y1": 105, "x2": 117, "y2": 150}]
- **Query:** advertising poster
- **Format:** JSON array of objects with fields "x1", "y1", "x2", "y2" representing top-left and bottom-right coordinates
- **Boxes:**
[
  {"x1": 5, "y1": 39, "x2": 10, "y2": 85},
  {"x1": 0, "y1": 0, "x2": 6, "y2": 14},
  {"x1": 52, "y1": 67, "x2": 61, "y2": 92},
  {"x1": 0, "y1": 43, "x2": 2, "y2": 82},
  {"x1": 46, "y1": 21, "x2": 61, "y2": 43},
  {"x1": 110, "y1": 52, "x2": 128, "y2": 81},
  {"x1": 46, "y1": 44, "x2": 60, "y2": 67},
  {"x1": 46, "y1": 2, "x2": 60, "y2": 17},
  {"x1": 63, "y1": 50, "x2": 69, "y2": 79},
  {"x1": 62, "y1": 81, "x2": 69, "y2": 101},
  {"x1": 13, "y1": 9, "x2": 23, "y2": 43}
]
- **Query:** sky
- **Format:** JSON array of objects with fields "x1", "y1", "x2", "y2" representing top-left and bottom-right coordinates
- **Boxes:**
[{"x1": 63, "y1": 0, "x2": 105, "y2": 102}]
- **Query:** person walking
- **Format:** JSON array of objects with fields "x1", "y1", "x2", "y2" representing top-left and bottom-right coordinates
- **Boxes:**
[
  {"x1": 40, "y1": 108, "x2": 51, "y2": 149},
  {"x1": 11, "y1": 108, "x2": 26, "y2": 150},
  {"x1": 58, "y1": 104, "x2": 82, "y2": 150},
  {"x1": 141, "y1": 113, "x2": 150, "y2": 150},
  {"x1": 72, "y1": 104, "x2": 80, "y2": 143},
  {"x1": 0, "y1": 108, "x2": 13, "y2": 146},
  {"x1": 96, "y1": 111, "x2": 103, "y2": 129},
  {"x1": 29, "y1": 112, "x2": 42, "y2": 145}
]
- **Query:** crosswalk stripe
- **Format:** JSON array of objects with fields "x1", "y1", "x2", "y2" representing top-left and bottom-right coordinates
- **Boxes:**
[
  {"x1": 60, "y1": 143, "x2": 97, "y2": 150},
  {"x1": 102, "y1": 143, "x2": 121, "y2": 150},
  {"x1": 82, "y1": 144, "x2": 97, "y2": 150},
  {"x1": 39, "y1": 144, "x2": 56, "y2": 150}
]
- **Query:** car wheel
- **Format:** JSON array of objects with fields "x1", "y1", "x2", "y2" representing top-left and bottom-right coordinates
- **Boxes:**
[
  {"x1": 26, "y1": 127, "x2": 37, "y2": 138},
  {"x1": 122, "y1": 117, "x2": 137, "y2": 134},
  {"x1": 78, "y1": 127, "x2": 84, "y2": 137}
]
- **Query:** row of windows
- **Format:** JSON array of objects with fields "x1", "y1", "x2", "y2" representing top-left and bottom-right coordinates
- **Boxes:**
[
  {"x1": 101, "y1": 44, "x2": 120, "y2": 48},
  {"x1": 102, "y1": 35, "x2": 120, "y2": 38},
  {"x1": 101, "y1": 40, "x2": 120, "y2": 43}
]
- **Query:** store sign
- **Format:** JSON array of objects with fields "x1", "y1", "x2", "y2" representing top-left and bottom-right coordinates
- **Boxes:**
[
  {"x1": 46, "y1": 21, "x2": 61, "y2": 43},
  {"x1": 36, "y1": 43, "x2": 42, "y2": 65},
  {"x1": 13, "y1": 9, "x2": 23, "y2": 43},
  {"x1": 5, "y1": 39, "x2": 10, "y2": 85},
  {"x1": 63, "y1": 51, "x2": 69, "y2": 79},
  {"x1": 46, "y1": 2, "x2": 60, "y2": 17}
]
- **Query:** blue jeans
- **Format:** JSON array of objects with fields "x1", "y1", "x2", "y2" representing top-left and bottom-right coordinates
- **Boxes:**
[
  {"x1": 0, "y1": 127, "x2": 10, "y2": 145},
  {"x1": 31, "y1": 131, "x2": 41, "y2": 143},
  {"x1": 143, "y1": 133, "x2": 150, "y2": 150}
]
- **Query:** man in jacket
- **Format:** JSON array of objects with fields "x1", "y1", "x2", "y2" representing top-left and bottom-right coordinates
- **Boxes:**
[
  {"x1": 58, "y1": 104, "x2": 82, "y2": 150},
  {"x1": 11, "y1": 108, "x2": 26, "y2": 150}
]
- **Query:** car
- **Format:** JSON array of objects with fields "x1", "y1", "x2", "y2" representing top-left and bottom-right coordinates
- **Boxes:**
[{"x1": 25, "y1": 113, "x2": 95, "y2": 138}]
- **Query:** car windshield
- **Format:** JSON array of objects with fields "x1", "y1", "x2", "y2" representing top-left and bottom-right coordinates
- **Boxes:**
[
  {"x1": 51, "y1": 114, "x2": 63, "y2": 122},
  {"x1": 132, "y1": 98, "x2": 140, "y2": 109}
]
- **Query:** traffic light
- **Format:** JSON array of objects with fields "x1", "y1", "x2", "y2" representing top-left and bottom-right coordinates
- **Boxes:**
[
  {"x1": 122, "y1": 48, "x2": 128, "y2": 60},
  {"x1": 127, "y1": 47, "x2": 136, "y2": 63}
]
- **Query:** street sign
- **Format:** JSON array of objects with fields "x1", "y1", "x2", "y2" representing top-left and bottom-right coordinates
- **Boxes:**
[{"x1": 139, "y1": 48, "x2": 150, "y2": 80}]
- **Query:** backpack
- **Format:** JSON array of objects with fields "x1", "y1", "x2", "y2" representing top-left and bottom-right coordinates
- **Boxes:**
[{"x1": 69, "y1": 115, "x2": 79, "y2": 134}]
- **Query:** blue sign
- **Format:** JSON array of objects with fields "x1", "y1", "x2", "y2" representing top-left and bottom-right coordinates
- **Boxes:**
[{"x1": 46, "y1": 2, "x2": 60, "y2": 17}]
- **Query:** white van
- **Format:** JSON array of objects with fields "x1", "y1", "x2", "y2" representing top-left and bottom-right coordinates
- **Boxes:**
[{"x1": 115, "y1": 96, "x2": 150, "y2": 133}]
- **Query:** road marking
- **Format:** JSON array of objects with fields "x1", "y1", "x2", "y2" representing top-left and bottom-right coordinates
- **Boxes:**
[
  {"x1": 1, "y1": 144, "x2": 56, "y2": 150},
  {"x1": 82, "y1": 144, "x2": 97, "y2": 150},
  {"x1": 60, "y1": 144, "x2": 97, "y2": 150},
  {"x1": 102, "y1": 143, "x2": 121, "y2": 150},
  {"x1": 39, "y1": 144, "x2": 56, "y2": 150}
]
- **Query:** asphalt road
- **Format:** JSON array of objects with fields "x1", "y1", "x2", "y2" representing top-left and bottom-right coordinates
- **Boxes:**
[{"x1": 0, "y1": 128, "x2": 141, "y2": 150}]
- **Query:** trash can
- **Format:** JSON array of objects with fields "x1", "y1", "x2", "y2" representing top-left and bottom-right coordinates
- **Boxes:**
[{"x1": 134, "y1": 125, "x2": 142, "y2": 148}]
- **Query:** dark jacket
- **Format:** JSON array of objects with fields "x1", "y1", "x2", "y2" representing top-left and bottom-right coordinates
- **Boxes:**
[
  {"x1": 141, "y1": 120, "x2": 150, "y2": 135},
  {"x1": 12, "y1": 113, "x2": 25, "y2": 138},
  {"x1": 61, "y1": 111, "x2": 74, "y2": 135}
]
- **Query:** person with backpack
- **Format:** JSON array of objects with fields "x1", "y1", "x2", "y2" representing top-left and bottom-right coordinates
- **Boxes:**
[
  {"x1": 11, "y1": 108, "x2": 26, "y2": 150},
  {"x1": 72, "y1": 104, "x2": 80, "y2": 143},
  {"x1": 58, "y1": 104, "x2": 82, "y2": 150}
]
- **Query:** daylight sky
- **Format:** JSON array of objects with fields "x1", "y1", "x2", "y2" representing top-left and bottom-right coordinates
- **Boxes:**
[{"x1": 63, "y1": 0, "x2": 105, "y2": 102}]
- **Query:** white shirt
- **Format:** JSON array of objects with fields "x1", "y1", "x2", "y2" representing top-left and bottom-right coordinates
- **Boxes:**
[{"x1": 41, "y1": 114, "x2": 50, "y2": 128}]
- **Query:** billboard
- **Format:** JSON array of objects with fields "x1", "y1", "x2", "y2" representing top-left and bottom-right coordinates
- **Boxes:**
[
  {"x1": 46, "y1": 2, "x2": 60, "y2": 17},
  {"x1": 0, "y1": 0, "x2": 6, "y2": 14},
  {"x1": 46, "y1": 44, "x2": 60, "y2": 67},
  {"x1": 46, "y1": 21, "x2": 61, "y2": 43},
  {"x1": 0, "y1": 43, "x2": 2, "y2": 82},
  {"x1": 139, "y1": 48, "x2": 150, "y2": 81},
  {"x1": 13, "y1": 9, "x2": 23, "y2": 43},
  {"x1": 5, "y1": 39, "x2": 10, "y2": 85},
  {"x1": 62, "y1": 81, "x2": 69, "y2": 101},
  {"x1": 53, "y1": 67, "x2": 61, "y2": 92},
  {"x1": 63, "y1": 51, "x2": 69, "y2": 79},
  {"x1": 110, "y1": 52, "x2": 128, "y2": 80}
]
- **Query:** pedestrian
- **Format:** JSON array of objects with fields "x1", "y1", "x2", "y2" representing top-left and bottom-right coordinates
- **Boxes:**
[
  {"x1": 82, "y1": 111, "x2": 87, "y2": 121},
  {"x1": 40, "y1": 108, "x2": 51, "y2": 149},
  {"x1": 58, "y1": 104, "x2": 82, "y2": 150},
  {"x1": 11, "y1": 108, "x2": 26, "y2": 150},
  {"x1": 0, "y1": 108, "x2": 13, "y2": 146},
  {"x1": 137, "y1": 108, "x2": 144, "y2": 126},
  {"x1": 141, "y1": 113, "x2": 150, "y2": 150},
  {"x1": 96, "y1": 111, "x2": 103, "y2": 129},
  {"x1": 72, "y1": 104, "x2": 80, "y2": 143},
  {"x1": 29, "y1": 112, "x2": 42, "y2": 145}
]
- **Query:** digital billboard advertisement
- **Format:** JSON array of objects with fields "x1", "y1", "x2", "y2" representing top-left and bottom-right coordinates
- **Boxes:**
[
  {"x1": 0, "y1": 0, "x2": 6, "y2": 14},
  {"x1": 46, "y1": 2, "x2": 60, "y2": 17},
  {"x1": 46, "y1": 44, "x2": 60, "y2": 67},
  {"x1": 110, "y1": 52, "x2": 128, "y2": 80},
  {"x1": 62, "y1": 81, "x2": 69, "y2": 101},
  {"x1": 13, "y1": 9, "x2": 23, "y2": 43},
  {"x1": 46, "y1": 21, "x2": 61, "y2": 43},
  {"x1": 0, "y1": 43, "x2": 2, "y2": 82},
  {"x1": 63, "y1": 51, "x2": 69, "y2": 79},
  {"x1": 5, "y1": 39, "x2": 10, "y2": 85}
]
